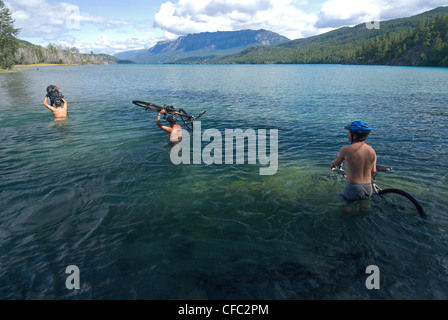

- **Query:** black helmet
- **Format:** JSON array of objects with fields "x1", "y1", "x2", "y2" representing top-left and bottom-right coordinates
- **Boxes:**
[{"x1": 167, "y1": 115, "x2": 177, "y2": 124}]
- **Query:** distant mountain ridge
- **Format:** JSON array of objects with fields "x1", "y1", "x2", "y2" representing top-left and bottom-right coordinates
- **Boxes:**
[
  {"x1": 114, "y1": 29, "x2": 290, "y2": 64},
  {"x1": 213, "y1": 6, "x2": 448, "y2": 65}
]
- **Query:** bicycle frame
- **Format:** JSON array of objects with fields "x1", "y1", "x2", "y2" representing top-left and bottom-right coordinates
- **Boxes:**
[{"x1": 132, "y1": 100, "x2": 206, "y2": 129}]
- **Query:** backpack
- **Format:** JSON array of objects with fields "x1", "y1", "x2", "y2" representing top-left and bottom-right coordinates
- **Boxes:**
[{"x1": 46, "y1": 85, "x2": 64, "y2": 106}]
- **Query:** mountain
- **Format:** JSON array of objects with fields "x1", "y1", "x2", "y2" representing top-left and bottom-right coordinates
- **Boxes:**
[
  {"x1": 114, "y1": 29, "x2": 290, "y2": 64},
  {"x1": 214, "y1": 6, "x2": 448, "y2": 65},
  {"x1": 352, "y1": 14, "x2": 448, "y2": 66}
]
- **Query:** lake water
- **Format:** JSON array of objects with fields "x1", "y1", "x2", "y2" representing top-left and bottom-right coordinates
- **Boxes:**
[{"x1": 1, "y1": 64, "x2": 448, "y2": 299}]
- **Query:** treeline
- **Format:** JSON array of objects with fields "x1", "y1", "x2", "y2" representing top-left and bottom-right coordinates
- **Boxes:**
[
  {"x1": 1, "y1": 1, "x2": 118, "y2": 69},
  {"x1": 14, "y1": 42, "x2": 117, "y2": 65},
  {"x1": 354, "y1": 15, "x2": 448, "y2": 66},
  {"x1": 0, "y1": 0, "x2": 20, "y2": 69}
]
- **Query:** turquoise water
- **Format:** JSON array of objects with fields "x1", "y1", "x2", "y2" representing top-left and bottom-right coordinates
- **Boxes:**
[{"x1": 1, "y1": 64, "x2": 448, "y2": 299}]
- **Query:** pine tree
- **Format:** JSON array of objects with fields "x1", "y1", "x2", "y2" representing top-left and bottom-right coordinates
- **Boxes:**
[{"x1": 0, "y1": 0, "x2": 20, "y2": 69}]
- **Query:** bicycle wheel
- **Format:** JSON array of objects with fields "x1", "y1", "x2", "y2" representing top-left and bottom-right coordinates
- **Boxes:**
[
  {"x1": 378, "y1": 188, "x2": 426, "y2": 218},
  {"x1": 178, "y1": 108, "x2": 194, "y2": 130},
  {"x1": 132, "y1": 100, "x2": 162, "y2": 113}
]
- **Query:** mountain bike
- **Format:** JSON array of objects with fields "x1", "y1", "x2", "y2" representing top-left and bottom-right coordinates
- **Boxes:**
[
  {"x1": 333, "y1": 165, "x2": 426, "y2": 218},
  {"x1": 132, "y1": 100, "x2": 206, "y2": 130}
]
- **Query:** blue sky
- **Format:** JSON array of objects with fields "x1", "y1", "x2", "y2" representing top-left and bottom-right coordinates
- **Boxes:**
[{"x1": 5, "y1": 0, "x2": 448, "y2": 55}]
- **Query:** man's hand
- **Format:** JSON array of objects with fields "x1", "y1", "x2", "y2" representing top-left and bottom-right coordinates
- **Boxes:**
[
  {"x1": 157, "y1": 109, "x2": 166, "y2": 128},
  {"x1": 43, "y1": 96, "x2": 54, "y2": 110}
]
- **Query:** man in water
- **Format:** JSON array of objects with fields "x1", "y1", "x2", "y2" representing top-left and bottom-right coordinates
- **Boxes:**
[
  {"x1": 157, "y1": 110, "x2": 182, "y2": 144},
  {"x1": 43, "y1": 96, "x2": 67, "y2": 119},
  {"x1": 331, "y1": 121, "x2": 377, "y2": 201}
]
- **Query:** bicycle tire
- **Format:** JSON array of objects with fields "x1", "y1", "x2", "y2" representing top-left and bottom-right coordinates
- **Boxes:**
[
  {"x1": 378, "y1": 188, "x2": 426, "y2": 218},
  {"x1": 132, "y1": 100, "x2": 162, "y2": 113},
  {"x1": 178, "y1": 108, "x2": 194, "y2": 130}
]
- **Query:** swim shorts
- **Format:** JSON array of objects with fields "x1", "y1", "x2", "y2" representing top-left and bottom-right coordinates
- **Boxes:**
[{"x1": 341, "y1": 182, "x2": 373, "y2": 201}]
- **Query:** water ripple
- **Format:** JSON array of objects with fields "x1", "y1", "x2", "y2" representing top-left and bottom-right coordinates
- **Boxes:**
[{"x1": 1, "y1": 65, "x2": 447, "y2": 299}]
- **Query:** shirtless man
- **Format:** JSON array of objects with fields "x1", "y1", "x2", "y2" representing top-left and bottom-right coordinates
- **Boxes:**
[
  {"x1": 43, "y1": 96, "x2": 67, "y2": 119},
  {"x1": 331, "y1": 121, "x2": 377, "y2": 201},
  {"x1": 156, "y1": 110, "x2": 182, "y2": 144}
]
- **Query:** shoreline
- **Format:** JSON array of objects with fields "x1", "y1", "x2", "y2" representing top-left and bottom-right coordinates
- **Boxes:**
[
  {"x1": 14, "y1": 63, "x2": 79, "y2": 67},
  {"x1": 0, "y1": 69, "x2": 30, "y2": 74},
  {"x1": 1, "y1": 63, "x2": 83, "y2": 74}
]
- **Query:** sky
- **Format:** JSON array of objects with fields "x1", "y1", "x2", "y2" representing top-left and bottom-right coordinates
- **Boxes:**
[{"x1": 4, "y1": 0, "x2": 448, "y2": 55}]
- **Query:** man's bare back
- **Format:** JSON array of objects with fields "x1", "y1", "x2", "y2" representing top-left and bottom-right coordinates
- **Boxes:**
[
  {"x1": 169, "y1": 126, "x2": 182, "y2": 143},
  {"x1": 333, "y1": 142, "x2": 377, "y2": 184},
  {"x1": 43, "y1": 97, "x2": 67, "y2": 119}
]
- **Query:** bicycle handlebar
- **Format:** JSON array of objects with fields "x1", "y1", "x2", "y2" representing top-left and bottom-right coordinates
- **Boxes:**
[
  {"x1": 376, "y1": 166, "x2": 392, "y2": 172},
  {"x1": 332, "y1": 165, "x2": 393, "y2": 179},
  {"x1": 332, "y1": 166, "x2": 347, "y2": 177}
]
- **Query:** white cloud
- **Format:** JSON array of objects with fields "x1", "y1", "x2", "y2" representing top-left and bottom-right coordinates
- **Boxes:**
[
  {"x1": 6, "y1": 0, "x2": 129, "y2": 40},
  {"x1": 154, "y1": 0, "x2": 448, "y2": 41},
  {"x1": 5, "y1": 0, "x2": 160, "y2": 54},
  {"x1": 58, "y1": 35, "x2": 146, "y2": 54},
  {"x1": 154, "y1": 0, "x2": 319, "y2": 40},
  {"x1": 383, "y1": 0, "x2": 448, "y2": 20},
  {"x1": 316, "y1": 0, "x2": 381, "y2": 28},
  {"x1": 316, "y1": 0, "x2": 448, "y2": 28},
  {"x1": 60, "y1": 33, "x2": 170, "y2": 55}
]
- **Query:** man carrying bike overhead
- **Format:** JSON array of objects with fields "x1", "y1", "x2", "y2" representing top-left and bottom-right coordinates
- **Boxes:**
[
  {"x1": 156, "y1": 110, "x2": 182, "y2": 144},
  {"x1": 331, "y1": 121, "x2": 377, "y2": 201}
]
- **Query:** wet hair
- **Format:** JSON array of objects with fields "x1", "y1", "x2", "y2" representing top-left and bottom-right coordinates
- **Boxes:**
[
  {"x1": 167, "y1": 115, "x2": 177, "y2": 124},
  {"x1": 350, "y1": 132, "x2": 370, "y2": 143}
]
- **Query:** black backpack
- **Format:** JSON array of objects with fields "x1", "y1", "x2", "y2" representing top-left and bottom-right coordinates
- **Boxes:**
[{"x1": 46, "y1": 85, "x2": 64, "y2": 106}]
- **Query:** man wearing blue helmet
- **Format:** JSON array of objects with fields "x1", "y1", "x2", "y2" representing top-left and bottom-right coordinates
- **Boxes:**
[
  {"x1": 156, "y1": 110, "x2": 182, "y2": 144},
  {"x1": 331, "y1": 121, "x2": 377, "y2": 201}
]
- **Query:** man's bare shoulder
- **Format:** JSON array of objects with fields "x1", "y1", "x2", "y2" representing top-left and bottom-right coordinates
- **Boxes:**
[
  {"x1": 160, "y1": 125, "x2": 173, "y2": 133},
  {"x1": 363, "y1": 143, "x2": 377, "y2": 153}
]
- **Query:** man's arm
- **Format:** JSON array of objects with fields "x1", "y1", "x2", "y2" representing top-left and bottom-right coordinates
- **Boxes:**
[
  {"x1": 43, "y1": 96, "x2": 56, "y2": 112},
  {"x1": 61, "y1": 98, "x2": 68, "y2": 110},
  {"x1": 371, "y1": 153, "x2": 377, "y2": 176},
  {"x1": 331, "y1": 147, "x2": 346, "y2": 170},
  {"x1": 156, "y1": 110, "x2": 172, "y2": 133}
]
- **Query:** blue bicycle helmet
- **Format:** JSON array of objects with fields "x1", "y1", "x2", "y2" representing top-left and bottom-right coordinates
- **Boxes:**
[{"x1": 345, "y1": 121, "x2": 372, "y2": 133}]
